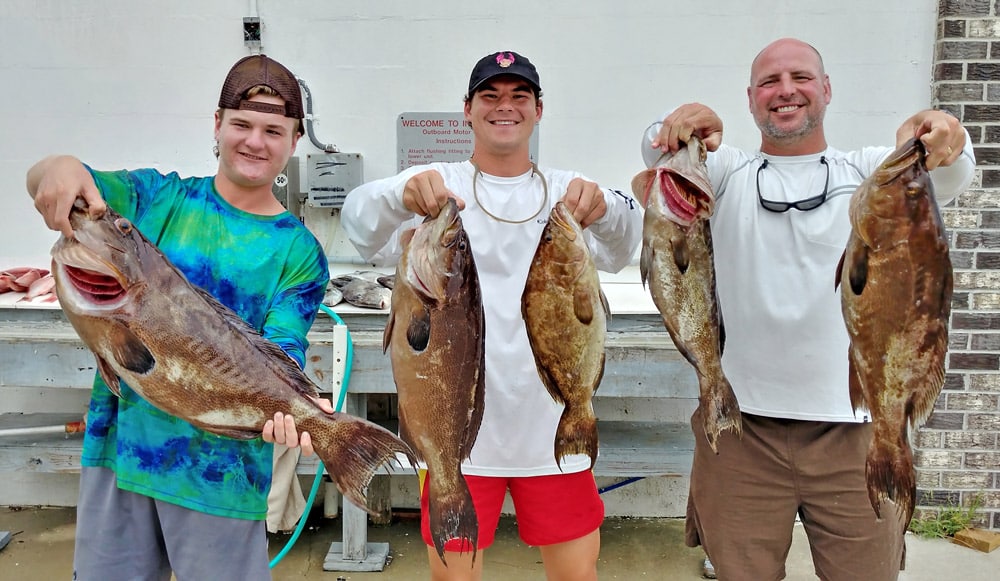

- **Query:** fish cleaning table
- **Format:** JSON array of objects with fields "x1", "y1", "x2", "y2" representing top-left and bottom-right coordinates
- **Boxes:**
[{"x1": 0, "y1": 267, "x2": 698, "y2": 572}]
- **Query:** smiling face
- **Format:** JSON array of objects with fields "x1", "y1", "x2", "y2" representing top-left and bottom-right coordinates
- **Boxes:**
[
  {"x1": 464, "y1": 75, "x2": 542, "y2": 174},
  {"x1": 747, "y1": 38, "x2": 831, "y2": 155},
  {"x1": 214, "y1": 92, "x2": 300, "y2": 209}
]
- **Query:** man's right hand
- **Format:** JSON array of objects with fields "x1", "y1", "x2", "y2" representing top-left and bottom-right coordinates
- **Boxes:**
[
  {"x1": 26, "y1": 155, "x2": 106, "y2": 239},
  {"x1": 652, "y1": 103, "x2": 724, "y2": 155},
  {"x1": 402, "y1": 170, "x2": 465, "y2": 217}
]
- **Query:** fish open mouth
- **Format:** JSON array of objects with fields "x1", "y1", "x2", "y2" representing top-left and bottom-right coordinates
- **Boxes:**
[
  {"x1": 62, "y1": 264, "x2": 127, "y2": 305},
  {"x1": 656, "y1": 169, "x2": 712, "y2": 225}
]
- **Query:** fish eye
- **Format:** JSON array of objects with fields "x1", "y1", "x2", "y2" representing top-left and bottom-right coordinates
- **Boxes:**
[{"x1": 115, "y1": 218, "x2": 134, "y2": 234}]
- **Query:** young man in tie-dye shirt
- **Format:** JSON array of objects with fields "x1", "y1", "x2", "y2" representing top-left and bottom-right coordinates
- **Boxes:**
[{"x1": 27, "y1": 54, "x2": 329, "y2": 580}]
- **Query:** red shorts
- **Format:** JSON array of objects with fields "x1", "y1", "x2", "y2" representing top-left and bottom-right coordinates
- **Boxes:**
[{"x1": 419, "y1": 469, "x2": 604, "y2": 551}]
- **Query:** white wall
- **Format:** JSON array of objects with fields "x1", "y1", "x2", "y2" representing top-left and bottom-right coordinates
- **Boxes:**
[{"x1": 1, "y1": 0, "x2": 938, "y2": 264}]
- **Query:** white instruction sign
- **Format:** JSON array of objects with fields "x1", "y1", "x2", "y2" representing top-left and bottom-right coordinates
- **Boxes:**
[{"x1": 396, "y1": 112, "x2": 539, "y2": 172}]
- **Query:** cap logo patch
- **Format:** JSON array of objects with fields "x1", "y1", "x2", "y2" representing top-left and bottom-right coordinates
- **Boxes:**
[{"x1": 496, "y1": 52, "x2": 515, "y2": 68}]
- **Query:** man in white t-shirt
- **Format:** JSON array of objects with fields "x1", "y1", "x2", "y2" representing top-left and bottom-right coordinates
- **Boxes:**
[
  {"x1": 342, "y1": 50, "x2": 642, "y2": 580},
  {"x1": 642, "y1": 38, "x2": 975, "y2": 581}
]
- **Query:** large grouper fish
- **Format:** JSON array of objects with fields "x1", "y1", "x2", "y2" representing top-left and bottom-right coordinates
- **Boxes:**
[
  {"x1": 631, "y1": 136, "x2": 741, "y2": 453},
  {"x1": 383, "y1": 198, "x2": 485, "y2": 564},
  {"x1": 522, "y1": 201, "x2": 608, "y2": 470},
  {"x1": 836, "y1": 137, "x2": 953, "y2": 527},
  {"x1": 50, "y1": 200, "x2": 415, "y2": 512}
]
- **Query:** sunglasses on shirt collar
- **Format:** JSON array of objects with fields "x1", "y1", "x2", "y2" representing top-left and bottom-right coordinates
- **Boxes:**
[{"x1": 756, "y1": 156, "x2": 830, "y2": 213}]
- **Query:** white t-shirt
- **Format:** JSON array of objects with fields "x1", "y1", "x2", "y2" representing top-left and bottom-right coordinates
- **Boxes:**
[
  {"x1": 642, "y1": 123, "x2": 974, "y2": 422},
  {"x1": 342, "y1": 160, "x2": 643, "y2": 475}
]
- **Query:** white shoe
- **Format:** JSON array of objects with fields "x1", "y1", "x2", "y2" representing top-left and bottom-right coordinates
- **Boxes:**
[{"x1": 702, "y1": 556, "x2": 717, "y2": 579}]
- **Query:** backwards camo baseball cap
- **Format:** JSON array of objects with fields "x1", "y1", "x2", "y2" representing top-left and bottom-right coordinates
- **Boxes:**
[
  {"x1": 467, "y1": 51, "x2": 542, "y2": 97},
  {"x1": 219, "y1": 55, "x2": 304, "y2": 131}
]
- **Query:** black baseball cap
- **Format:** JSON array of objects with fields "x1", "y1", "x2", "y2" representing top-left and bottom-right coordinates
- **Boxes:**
[
  {"x1": 467, "y1": 51, "x2": 541, "y2": 97},
  {"x1": 218, "y1": 55, "x2": 304, "y2": 132}
]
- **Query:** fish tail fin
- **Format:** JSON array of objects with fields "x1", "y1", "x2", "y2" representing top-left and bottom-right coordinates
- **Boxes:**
[
  {"x1": 866, "y1": 429, "x2": 915, "y2": 525},
  {"x1": 306, "y1": 415, "x2": 416, "y2": 513},
  {"x1": 554, "y1": 404, "x2": 600, "y2": 470},
  {"x1": 699, "y1": 370, "x2": 742, "y2": 454},
  {"x1": 427, "y1": 474, "x2": 479, "y2": 566}
]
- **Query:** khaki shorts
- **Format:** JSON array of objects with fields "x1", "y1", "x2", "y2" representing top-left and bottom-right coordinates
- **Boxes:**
[{"x1": 686, "y1": 408, "x2": 906, "y2": 581}]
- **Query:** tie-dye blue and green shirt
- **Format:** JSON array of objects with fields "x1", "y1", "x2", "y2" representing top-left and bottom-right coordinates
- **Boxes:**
[{"x1": 79, "y1": 167, "x2": 329, "y2": 520}]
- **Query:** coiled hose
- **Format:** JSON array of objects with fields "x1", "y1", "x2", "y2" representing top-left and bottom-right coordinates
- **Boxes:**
[{"x1": 270, "y1": 304, "x2": 353, "y2": 569}]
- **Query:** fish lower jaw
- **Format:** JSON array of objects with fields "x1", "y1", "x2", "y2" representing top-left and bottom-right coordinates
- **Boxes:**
[{"x1": 61, "y1": 285, "x2": 129, "y2": 311}]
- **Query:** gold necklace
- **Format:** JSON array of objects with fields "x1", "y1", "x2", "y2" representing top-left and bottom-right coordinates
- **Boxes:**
[{"x1": 471, "y1": 161, "x2": 549, "y2": 224}]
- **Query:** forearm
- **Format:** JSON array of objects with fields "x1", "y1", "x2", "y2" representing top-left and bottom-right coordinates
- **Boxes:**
[
  {"x1": 587, "y1": 188, "x2": 643, "y2": 273},
  {"x1": 341, "y1": 170, "x2": 421, "y2": 264}
]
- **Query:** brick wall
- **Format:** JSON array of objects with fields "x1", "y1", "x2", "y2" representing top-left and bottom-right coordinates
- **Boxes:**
[{"x1": 918, "y1": 0, "x2": 1000, "y2": 531}]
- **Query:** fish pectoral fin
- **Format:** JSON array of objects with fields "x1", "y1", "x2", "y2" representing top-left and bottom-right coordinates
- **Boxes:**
[
  {"x1": 95, "y1": 355, "x2": 124, "y2": 398},
  {"x1": 842, "y1": 239, "x2": 869, "y2": 296},
  {"x1": 573, "y1": 286, "x2": 595, "y2": 325},
  {"x1": 405, "y1": 307, "x2": 431, "y2": 352},
  {"x1": 670, "y1": 234, "x2": 690, "y2": 274},
  {"x1": 848, "y1": 255, "x2": 869, "y2": 296},
  {"x1": 110, "y1": 327, "x2": 155, "y2": 375}
]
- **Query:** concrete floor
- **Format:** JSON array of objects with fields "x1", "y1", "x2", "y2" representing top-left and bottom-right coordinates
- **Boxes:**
[{"x1": 1, "y1": 506, "x2": 998, "y2": 580}]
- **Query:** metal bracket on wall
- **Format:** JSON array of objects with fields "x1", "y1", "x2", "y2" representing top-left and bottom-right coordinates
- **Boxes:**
[{"x1": 243, "y1": 17, "x2": 261, "y2": 51}]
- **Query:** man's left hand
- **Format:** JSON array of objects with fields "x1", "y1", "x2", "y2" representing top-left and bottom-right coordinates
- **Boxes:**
[
  {"x1": 262, "y1": 397, "x2": 335, "y2": 456},
  {"x1": 896, "y1": 110, "x2": 966, "y2": 170}
]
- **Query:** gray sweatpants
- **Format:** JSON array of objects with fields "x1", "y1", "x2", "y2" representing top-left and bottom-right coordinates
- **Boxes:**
[{"x1": 73, "y1": 466, "x2": 271, "y2": 581}]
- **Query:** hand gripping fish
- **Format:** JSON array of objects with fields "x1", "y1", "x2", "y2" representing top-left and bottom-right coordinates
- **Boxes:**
[
  {"x1": 522, "y1": 201, "x2": 608, "y2": 470},
  {"x1": 384, "y1": 199, "x2": 486, "y2": 564},
  {"x1": 836, "y1": 138, "x2": 953, "y2": 526},
  {"x1": 631, "y1": 136, "x2": 741, "y2": 453},
  {"x1": 50, "y1": 200, "x2": 415, "y2": 512}
]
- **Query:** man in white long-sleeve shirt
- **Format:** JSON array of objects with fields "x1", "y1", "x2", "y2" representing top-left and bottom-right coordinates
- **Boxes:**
[
  {"x1": 342, "y1": 50, "x2": 642, "y2": 581},
  {"x1": 642, "y1": 38, "x2": 975, "y2": 581}
]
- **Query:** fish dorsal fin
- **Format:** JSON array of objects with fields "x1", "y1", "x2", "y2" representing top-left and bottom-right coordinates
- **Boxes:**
[{"x1": 195, "y1": 285, "x2": 320, "y2": 398}]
